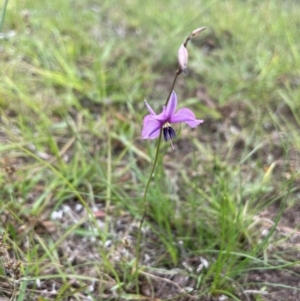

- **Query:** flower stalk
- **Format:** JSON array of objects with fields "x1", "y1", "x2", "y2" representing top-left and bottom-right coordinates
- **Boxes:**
[{"x1": 135, "y1": 26, "x2": 206, "y2": 277}]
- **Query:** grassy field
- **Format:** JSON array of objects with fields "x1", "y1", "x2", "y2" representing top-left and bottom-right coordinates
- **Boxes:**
[{"x1": 1, "y1": 0, "x2": 300, "y2": 300}]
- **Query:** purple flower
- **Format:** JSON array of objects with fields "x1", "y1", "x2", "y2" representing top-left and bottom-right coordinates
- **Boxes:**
[{"x1": 142, "y1": 91, "x2": 204, "y2": 146}]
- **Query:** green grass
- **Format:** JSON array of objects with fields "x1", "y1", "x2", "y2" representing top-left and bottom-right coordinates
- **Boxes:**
[{"x1": 1, "y1": 0, "x2": 300, "y2": 300}]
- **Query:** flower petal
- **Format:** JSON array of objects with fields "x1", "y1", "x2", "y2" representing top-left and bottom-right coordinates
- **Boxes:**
[
  {"x1": 144, "y1": 100, "x2": 156, "y2": 115},
  {"x1": 165, "y1": 91, "x2": 177, "y2": 119},
  {"x1": 170, "y1": 108, "x2": 204, "y2": 128},
  {"x1": 143, "y1": 114, "x2": 153, "y2": 124},
  {"x1": 142, "y1": 117, "x2": 162, "y2": 139},
  {"x1": 150, "y1": 106, "x2": 168, "y2": 122}
]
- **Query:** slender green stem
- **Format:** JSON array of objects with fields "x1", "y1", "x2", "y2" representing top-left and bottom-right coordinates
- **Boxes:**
[
  {"x1": 165, "y1": 70, "x2": 181, "y2": 106},
  {"x1": 135, "y1": 70, "x2": 181, "y2": 277},
  {"x1": 0, "y1": 0, "x2": 9, "y2": 32},
  {"x1": 135, "y1": 131, "x2": 162, "y2": 272}
]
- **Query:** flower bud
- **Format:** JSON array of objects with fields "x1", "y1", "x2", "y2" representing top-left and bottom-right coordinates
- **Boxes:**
[
  {"x1": 178, "y1": 44, "x2": 188, "y2": 73},
  {"x1": 191, "y1": 27, "x2": 206, "y2": 37}
]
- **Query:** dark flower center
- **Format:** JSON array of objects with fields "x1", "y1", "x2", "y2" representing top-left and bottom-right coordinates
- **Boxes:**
[{"x1": 162, "y1": 123, "x2": 176, "y2": 142}]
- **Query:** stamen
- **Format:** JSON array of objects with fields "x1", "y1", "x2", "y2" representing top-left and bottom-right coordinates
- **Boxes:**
[
  {"x1": 162, "y1": 123, "x2": 176, "y2": 149},
  {"x1": 168, "y1": 127, "x2": 176, "y2": 140},
  {"x1": 163, "y1": 127, "x2": 169, "y2": 142},
  {"x1": 169, "y1": 137, "x2": 174, "y2": 150}
]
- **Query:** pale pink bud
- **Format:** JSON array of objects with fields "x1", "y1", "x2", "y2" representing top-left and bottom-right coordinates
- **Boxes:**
[
  {"x1": 178, "y1": 44, "x2": 188, "y2": 73},
  {"x1": 191, "y1": 27, "x2": 206, "y2": 37}
]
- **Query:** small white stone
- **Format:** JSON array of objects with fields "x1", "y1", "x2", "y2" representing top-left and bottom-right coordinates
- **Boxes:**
[
  {"x1": 200, "y1": 256, "x2": 209, "y2": 269},
  {"x1": 75, "y1": 204, "x2": 83, "y2": 212},
  {"x1": 36, "y1": 278, "x2": 41, "y2": 288},
  {"x1": 88, "y1": 281, "x2": 95, "y2": 292},
  {"x1": 51, "y1": 282, "x2": 56, "y2": 294},
  {"x1": 104, "y1": 240, "x2": 112, "y2": 248},
  {"x1": 196, "y1": 263, "x2": 204, "y2": 273},
  {"x1": 184, "y1": 287, "x2": 194, "y2": 293},
  {"x1": 51, "y1": 210, "x2": 63, "y2": 220},
  {"x1": 63, "y1": 205, "x2": 71, "y2": 213},
  {"x1": 262, "y1": 229, "x2": 269, "y2": 237},
  {"x1": 90, "y1": 236, "x2": 96, "y2": 243},
  {"x1": 144, "y1": 253, "x2": 151, "y2": 263}
]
